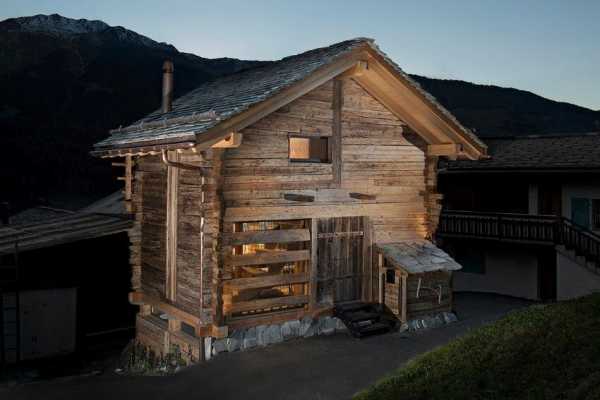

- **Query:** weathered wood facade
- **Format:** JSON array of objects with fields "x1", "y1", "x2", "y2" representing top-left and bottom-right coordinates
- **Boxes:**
[{"x1": 94, "y1": 38, "x2": 486, "y2": 360}]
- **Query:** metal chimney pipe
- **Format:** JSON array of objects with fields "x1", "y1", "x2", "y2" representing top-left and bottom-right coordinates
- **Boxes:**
[{"x1": 162, "y1": 60, "x2": 174, "y2": 113}]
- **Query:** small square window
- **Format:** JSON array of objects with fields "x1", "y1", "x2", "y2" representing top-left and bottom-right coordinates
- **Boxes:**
[{"x1": 289, "y1": 137, "x2": 329, "y2": 163}]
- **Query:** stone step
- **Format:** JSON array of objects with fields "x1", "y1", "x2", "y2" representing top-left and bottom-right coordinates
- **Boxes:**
[
  {"x1": 334, "y1": 301, "x2": 398, "y2": 338},
  {"x1": 353, "y1": 321, "x2": 393, "y2": 338},
  {"x1": 348, "y1": 311, "x2": 381, "y2": 323}
]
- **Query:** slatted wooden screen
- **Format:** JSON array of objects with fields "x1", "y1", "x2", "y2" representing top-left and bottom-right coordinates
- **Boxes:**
[
  {"x1": 316, "y1": 217, "x2": 371, "y2": 304},
  {"x1": 223, "y1": 220, "x2": 311, "y2": 320}
]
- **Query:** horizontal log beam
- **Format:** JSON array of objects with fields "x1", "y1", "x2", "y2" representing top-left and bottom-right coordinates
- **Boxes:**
[
  {"x1": 349, "y1": 192, "x2": 377, "y2": 200},
  {"x1": 129, "y1": 292, "x2": 203, "y2": 327},
  {"x1": 227, "y1": 250, "x2": 310, "y2": 267},
  {"x1": 283, "y1": 193, "x2": 315, "y2": 202},
  {"x1": 226, "y1": 229, "x2": 310, "y2": 245},
  {"x1": 427, "y1": 143, "x2": 463, "y2": 159},
  {"x1": 228, "y1": 295, "x2": 309, "y2": 314},
  {"x1": 224, "y1": 272, "x2": 309, "y2": 291},
  {"x1": 212, "y1": 132, "x2": 243, "y2": 148}
]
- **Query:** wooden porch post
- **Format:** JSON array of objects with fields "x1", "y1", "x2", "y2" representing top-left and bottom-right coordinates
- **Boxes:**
[{"x1": 309, "y1": 218, "x2": 318, "y2": 311}]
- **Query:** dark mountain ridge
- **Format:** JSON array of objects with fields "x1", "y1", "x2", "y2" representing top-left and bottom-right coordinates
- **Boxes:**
[
  {"x1": 1, "y1": 14, "x2": 598, "y2": 211},
  {"x1": 411, "y1": 75, "x2": 600, "y2": 137},
  {"x1": 0, "y1": 14, "x2": 265, "y2": 210}
]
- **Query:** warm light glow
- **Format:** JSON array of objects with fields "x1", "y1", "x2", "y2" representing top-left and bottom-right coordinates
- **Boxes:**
[{"x1": 289, "y1": 137, "x2": 310, "y2": 159}]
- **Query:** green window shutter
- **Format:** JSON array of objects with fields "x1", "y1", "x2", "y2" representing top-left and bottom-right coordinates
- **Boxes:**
[{"x1": 571, "y1": 198, "x2": 591, "y2": 229}]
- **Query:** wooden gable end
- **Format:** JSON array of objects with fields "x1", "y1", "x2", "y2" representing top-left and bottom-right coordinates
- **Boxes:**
[
  {"x1": 221, "y1": 77, "x2": 429, "y2": 244},
  {"x1": 194, "y1": 46, "x2": 485, "y2": 161}
]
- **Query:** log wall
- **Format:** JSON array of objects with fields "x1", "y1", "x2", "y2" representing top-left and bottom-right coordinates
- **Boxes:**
[
  {"x1": 131, "y1": 151, "x2": 217, "y2": 324},
  {"x1": 406, "y1": 271, "x2": 452, "y2": 318},
  {"x1": 128, "y1": 75, "x2": 444, "y2": 340},
  {"x1": 138, "y1": 156, "x2": 167, "y2": 300},
  {"x1": 222, "y1": 78, "x2": 428, "y2": 242}
]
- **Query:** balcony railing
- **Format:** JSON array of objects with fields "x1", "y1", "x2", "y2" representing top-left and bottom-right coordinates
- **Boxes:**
[{"x1": 438, "y1": 210, "x2": 600, "y2": 269}]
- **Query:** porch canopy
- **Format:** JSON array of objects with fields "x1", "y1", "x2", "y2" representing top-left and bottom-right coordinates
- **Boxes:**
[{"x1": 377, "y1": 241, "x2": 461, "y2": 274}]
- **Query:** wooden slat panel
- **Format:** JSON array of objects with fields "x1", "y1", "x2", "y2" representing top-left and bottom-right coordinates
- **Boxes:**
[
  {"x1": 227, "y1": 249, "x2": 310, "y2": 267},
  {"x1": 309, "y1": 219, "x2": 318, "y2": 311},
  {"x1": 224, "y1": 272, "x2": 308, "y2": 291},
  {"x1": 229, "y1": 295, "x2": 309, "y2": 314},
  {"x1": 225, "y1": 228, "x2": 310, "y2": 245}
]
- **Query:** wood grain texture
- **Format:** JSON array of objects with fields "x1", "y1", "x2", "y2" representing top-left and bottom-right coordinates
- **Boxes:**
[{"x1": 225, "y1": 228, "x2": 310, "y2": 245}]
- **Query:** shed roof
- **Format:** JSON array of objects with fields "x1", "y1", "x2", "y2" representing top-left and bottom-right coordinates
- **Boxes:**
[
  {"x1": 0, "y1": 192, "x2": 131, "y2": 255},
  {"x1": 377, "y1": 241, "x2": 462, "y2": 274},
  {"x1": 93, "y1": 38, "x2": 485, "y2": 157},
  {"x1": 440, "y1": 133, "x2": 600, "y2": 172}
]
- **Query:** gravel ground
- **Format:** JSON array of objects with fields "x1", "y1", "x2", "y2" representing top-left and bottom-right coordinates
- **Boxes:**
[{"x1": 2, "y1": 292, "x2": 532, "y2": 400}]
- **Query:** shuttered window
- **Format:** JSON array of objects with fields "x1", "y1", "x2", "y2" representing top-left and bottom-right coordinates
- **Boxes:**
[
  {"x1": 289, "y1": 137, "x2": 329, "y2": 163},
  {"x1": 593, "y1": 199, "x2": 600, "y2": 230},
  {"x1": 571, "y1": 198, "x2": 590, "y2": 229}
]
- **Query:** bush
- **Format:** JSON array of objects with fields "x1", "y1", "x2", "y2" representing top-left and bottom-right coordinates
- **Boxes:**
[
  {"x1": 118, "y1": 341, "x2": 193, "y2": 375},
  {"x1": 355, "y1": 294, "x2": 600, "y2": 400}
]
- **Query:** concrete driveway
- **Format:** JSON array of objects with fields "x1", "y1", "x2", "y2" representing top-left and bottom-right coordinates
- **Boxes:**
[{"x1": 3, "y1": 293, "x2": 531, "y2": 400}]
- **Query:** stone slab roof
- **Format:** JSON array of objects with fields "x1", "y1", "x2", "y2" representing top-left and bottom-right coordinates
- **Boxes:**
[
  {"x1": 377, "y1": 241, "x2": 462, "y2": 275},
  {"x1": 441, "y1": 133, "x2": 600, "y2": 172},
  {"x1": 0, "y1": 192, "x2": 131, "y2": 255},
  {"x1": 94, "y1": 38, "x2": 484, "y2": 151}
]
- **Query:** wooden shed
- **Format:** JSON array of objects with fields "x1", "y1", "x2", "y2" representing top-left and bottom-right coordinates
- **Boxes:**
[
  {"x1": 376, "y1": 241, "x2": 461, "y2": 322},
  {"x1": 92, "y1": 38, "x2": 486, "y2": 361}
]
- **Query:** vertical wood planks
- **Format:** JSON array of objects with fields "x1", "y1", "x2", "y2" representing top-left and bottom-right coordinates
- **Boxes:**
[
  {"x1": 332, "y1": 79, "x2": 343, "y2": 186},
  {"x1": 309, "y1": 218, "x2": 318, "y2": 311},
  {"x1": 315, "y1": 216, "x2": 366, "y2": 304}
]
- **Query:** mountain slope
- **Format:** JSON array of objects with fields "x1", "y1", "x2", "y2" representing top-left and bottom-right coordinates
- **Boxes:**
[
  {"x1": 1, "y1": 14, "x2": 599, "y2": 211},
  {"x1": 412, "y1": 75, "x2": 600, "y2": 137},
  {"x1": 0, "y1": 14, "x2": 264, "y2": 210}
]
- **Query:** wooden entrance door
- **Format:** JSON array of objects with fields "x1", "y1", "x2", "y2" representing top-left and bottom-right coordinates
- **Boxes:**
[{"x1": 316, "y1": 217, "x2": 369, "y2": 304}]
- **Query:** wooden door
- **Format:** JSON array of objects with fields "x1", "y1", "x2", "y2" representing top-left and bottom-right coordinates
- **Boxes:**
[
  {"x1": 538, "y1": 183, "x2": 562, "y2": 216},
  {"x1": 316, "y1": 217, "x2": 368, "y2": 304}
]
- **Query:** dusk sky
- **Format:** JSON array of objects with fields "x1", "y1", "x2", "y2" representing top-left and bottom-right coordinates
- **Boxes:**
[{"x1": 3, "y1": 0, "x2": 599, "y2": 110}]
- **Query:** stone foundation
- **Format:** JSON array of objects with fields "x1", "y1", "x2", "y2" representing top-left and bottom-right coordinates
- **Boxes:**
[
  {"x1": 399, "y1": 311, "x2": 458, "y2": 332},
  {"x1": 207, "y1": 316, "x2": 347, "y2": 359}
]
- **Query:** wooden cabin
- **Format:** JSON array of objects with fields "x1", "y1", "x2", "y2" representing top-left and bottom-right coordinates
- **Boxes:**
[{"x1": 92, "y1": 38, "x2": 487, "y2": 361}]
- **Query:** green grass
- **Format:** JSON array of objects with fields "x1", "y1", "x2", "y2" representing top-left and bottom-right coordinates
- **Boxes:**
[{"x1": 355, "y1": 294, "x2": 600, "y2": 400}]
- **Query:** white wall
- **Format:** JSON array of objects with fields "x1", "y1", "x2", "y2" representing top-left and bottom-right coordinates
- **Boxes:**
[
  {"x1": 454, "y1": 247, "x2": 539, "y2": 300},
  {"x1": 557, "y1": 251, "x2": 600, "y2": 300}
]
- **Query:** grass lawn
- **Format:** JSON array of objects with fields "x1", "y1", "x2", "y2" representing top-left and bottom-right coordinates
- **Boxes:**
[{"x1": 355, "y1": 294, "x2": 600, "y2": 400}]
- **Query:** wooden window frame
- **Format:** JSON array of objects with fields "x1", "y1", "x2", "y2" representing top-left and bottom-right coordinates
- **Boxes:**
[{"x1": 288, "y1": 135, "x2": 332, "y2": 164}]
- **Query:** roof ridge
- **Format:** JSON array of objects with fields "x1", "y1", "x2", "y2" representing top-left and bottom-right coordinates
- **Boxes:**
[{"x1": 94, "y1": 37, "x2": 486, "y2": 156}]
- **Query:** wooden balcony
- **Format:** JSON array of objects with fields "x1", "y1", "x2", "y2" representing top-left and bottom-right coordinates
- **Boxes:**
[
  {"x1": 437, "y1": 210, "x2": 600, "y2": 269},
  {"x1": 438, "y1": 210, "x2": 559, "y2": 244}
]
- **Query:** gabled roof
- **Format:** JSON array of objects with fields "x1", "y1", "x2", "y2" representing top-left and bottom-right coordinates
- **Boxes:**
[
  {"x1": 0, "y1": 192, "x2": 131, "y2": 255},
  {"x1": 93, "y1": 38, "x2": 486, "y2": 158},
  {"x1": 440, "y1": 133, "x2": 600, "y2": 172}
]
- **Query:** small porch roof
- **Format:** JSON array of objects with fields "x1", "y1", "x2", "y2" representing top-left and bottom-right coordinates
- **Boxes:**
[{"x1": 377, "y1": 241, "x2": 462, "y2": 275}]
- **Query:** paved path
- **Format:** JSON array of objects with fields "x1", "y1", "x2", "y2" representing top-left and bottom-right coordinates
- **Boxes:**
[{"x1": 3, "y1": 293, "x2": 531, "y2": 400}]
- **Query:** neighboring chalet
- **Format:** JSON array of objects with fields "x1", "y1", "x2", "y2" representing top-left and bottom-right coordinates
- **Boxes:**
[
  {"x1": 92, "y1": 38, "x2": 487, "y2": 360},
  {"x1": 437, "y1": 133, "x2": 600, "y2": 301},
  {"x1": 0, "y1": 192, "x2": 134, "y2": 364}
]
